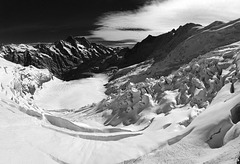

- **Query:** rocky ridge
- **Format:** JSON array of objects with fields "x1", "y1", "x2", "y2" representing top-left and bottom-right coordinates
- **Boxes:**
[{"x1": 0, "y1": 36, "x2": 123, "y2": 81}]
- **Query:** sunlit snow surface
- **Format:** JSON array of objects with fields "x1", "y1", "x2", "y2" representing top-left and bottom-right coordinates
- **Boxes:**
[
  {"x1": 34, "y1": 74, "x2": 108, "y2": 110},
  {"x1": 0, "y1": 42, "x2": 240, "y2": 164}
]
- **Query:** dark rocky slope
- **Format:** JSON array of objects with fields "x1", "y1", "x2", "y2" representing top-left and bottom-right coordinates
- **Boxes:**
[
  {"x1": 119, "y1": 22, "x2": 202, "y2": 67},
  {"x1": 0, "y1": 36, "x2": 124, "y2": 80},
  {"x1": 119, "y1": 19, "x2": 240, "y2": 71}
]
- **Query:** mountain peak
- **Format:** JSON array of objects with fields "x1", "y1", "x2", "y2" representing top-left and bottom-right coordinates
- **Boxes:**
[{"x1": 74, "y1": 36, "x2": 91, "y2": 48}]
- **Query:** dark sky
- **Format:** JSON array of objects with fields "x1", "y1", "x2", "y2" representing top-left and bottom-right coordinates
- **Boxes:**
[{"x1": 0, "y1": 0, "x2": 152, "y2": 45}]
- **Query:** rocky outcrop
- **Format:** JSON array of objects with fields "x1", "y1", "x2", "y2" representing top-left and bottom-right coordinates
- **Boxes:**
[
  {"x1": 119, "y1": 23, "x2": 201, "y2": 67},
  {"x1": 0, "y1": 36, "x2": 124, "y2": 81}
]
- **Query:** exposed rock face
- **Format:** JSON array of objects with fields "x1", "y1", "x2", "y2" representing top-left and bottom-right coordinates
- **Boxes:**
[
  {"x1": 0, "y1": 36, "x2": 124, "y2": 81},
  {"x1": 120, "y1": 23, "x2": 201, "y2": 67}
]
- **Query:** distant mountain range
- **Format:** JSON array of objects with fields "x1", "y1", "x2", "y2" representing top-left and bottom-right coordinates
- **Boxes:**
[
  {"x1": 0, "y1": 36, "x2": 124, "y2": 80},
  {"x1": 1, "y1": 18, "x2": 240, "y2": 82}
]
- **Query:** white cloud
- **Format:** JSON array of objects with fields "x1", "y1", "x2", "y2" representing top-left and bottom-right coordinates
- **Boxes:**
[{"x1": 92, "y1": 0, "x2": 240, "y2": 42}]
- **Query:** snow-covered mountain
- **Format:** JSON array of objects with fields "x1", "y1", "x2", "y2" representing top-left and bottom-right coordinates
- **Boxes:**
[
  {"x1": 0, "y1": 19, "x2": 240, "y2": 164},
  {"x1": 0, "y1": 36, "x2": 125, "y2": 80}
]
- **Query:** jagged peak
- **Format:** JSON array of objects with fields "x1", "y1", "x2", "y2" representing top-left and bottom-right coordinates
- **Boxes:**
[
  {"x1": 65, "y1": 36, "x2": 77, "y2": 45},
  {"x1": 74, "y1": 36, "x2": 91, "y2": 48},
  {"x1": 143, "y1": 35, "x2": 156, "y2": 42},
  {"x1": 140, "y1": 22, "x2": 201, "y2": 44},
  {"x1": 175, "y1": 22, "x2": 202, "y2": 34}
]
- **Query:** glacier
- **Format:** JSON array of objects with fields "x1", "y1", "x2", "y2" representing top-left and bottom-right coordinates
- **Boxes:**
[{"x1": 0, "y1": 20, "x2": 240, "y2": 164}]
